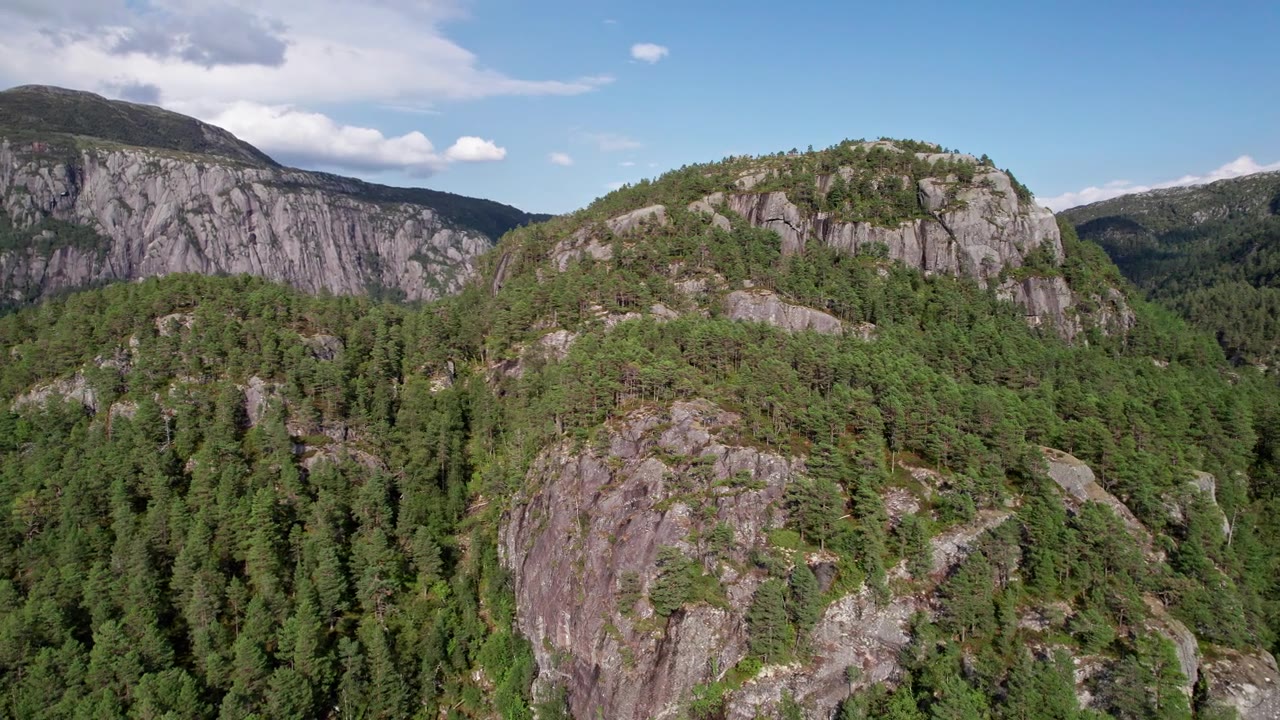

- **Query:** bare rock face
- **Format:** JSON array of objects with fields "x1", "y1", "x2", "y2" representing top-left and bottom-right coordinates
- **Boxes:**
[
  {"x1": 0, "y1": 139, "x2": 513, "y2": 303},
  {"x1": 607, "y1": 204, "x2": 668, "y2": 234},
  {"x1": 715, "y1": 158, "x2": 1132, "y2": 340},
  {"x1": 724, "y1": 290, "x2": 844, "y2": 335},
  {"x1": 688, "y1": 198, "x2": 731, "y2": 231},
  {"x1": 998, "y1": 277, "x2": 1082, "y2": 340},
  {"x1": 551, "y1": 205, "x2": 669, "y2": 271},
  {"x1": 1202, "y1": 648, "x2": 1280, "y2": 720},
  {"x1": 500, "y1": 400, "x2": 797, "y2": 720},
  {"x1": 501, "y1": 399, "x2": 1019, "y2": 720},
  {"x1": 725, "y1": 165, "x2": 1060, "y2": 283},
  {"x1": 1042, "y1": 447, "x2": 1150, "y2": 540},
  {"x1": 11, "y1": 372, "x2": 98, "y2": 412}
]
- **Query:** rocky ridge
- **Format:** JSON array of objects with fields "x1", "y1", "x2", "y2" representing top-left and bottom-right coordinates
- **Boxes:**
[
  {"x1": 499, "y1": 410, "x2": 1279, "y2": 720},
  {"x1": 539, "y1": 142, "x2": 1132, "y2": 341},
  {"x1": 0, "y1": 87, "x2": 543, "y2": 305}
]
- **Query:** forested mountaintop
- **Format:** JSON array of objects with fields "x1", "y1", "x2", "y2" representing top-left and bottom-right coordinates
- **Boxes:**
[
  {"x1": 2, "y1": 138, "x2": 1280, "y2": 720},
  {"x1": 1061, "y1": 171, "x2": 1280, "y2": 370},
  {"x1": 0, "y1": 85, "x2": 278, "y2": 167},
  {"x1": 0, "y1": 85, "x2": 547, "y2": 306}
]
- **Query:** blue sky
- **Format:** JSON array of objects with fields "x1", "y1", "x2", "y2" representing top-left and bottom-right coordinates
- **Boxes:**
[{"x1": 2, "y1": 0, "x2": 1278, "y2": 213}]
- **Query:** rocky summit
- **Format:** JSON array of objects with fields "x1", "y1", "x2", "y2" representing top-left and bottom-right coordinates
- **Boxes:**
[{"x1": 0, "y1": 86, "x2": 545, "y2": 306}]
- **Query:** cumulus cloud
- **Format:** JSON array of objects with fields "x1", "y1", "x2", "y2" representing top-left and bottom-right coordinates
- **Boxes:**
[
  {"x1": 1040, "y1": 155, "x2": 1280, "y2": 211},
  {"x1": 0, "y1": 0, "x2": 610, "y2": 178},
  {"x1": 0, "y1": 0, "x2": 612, "y2": 106},
  {"x1": 549, "y1": 152, "x2": 574, "y2": 166},
  {"x1": 630, "y1": 43, "x2": 669, "y2": 64},
  {"x1": 619, "y1": 160, "x2": 635, "y2": 167},
  {"x1": 444, "y1": 136, "x2": 506, "y2": 162},
  {"x1": 205, "y1": 102, "x2": 502, "y2": 175}
]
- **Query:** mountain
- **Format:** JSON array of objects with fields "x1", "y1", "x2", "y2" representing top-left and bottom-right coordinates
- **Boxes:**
[
  {"x1": 3, "y1": 139, "x2": 1280, "y2": 720},
  {"x1": 0, "y1": 85, "x2": 547, "y2": 307},
  {"x1": 1061, "y1": 171, "x2": 1280, "y2": 370}
]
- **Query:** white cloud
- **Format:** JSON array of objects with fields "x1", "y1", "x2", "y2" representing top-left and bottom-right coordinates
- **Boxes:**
[
  {"x1": 0, "y1": 1, "x2": 610, "y2": 177},
  {"x1": 619, "y1": 160, "x2": 635, "y2": 167},
  {"x1": 584, "y1": 132, "x2": 642, "y2": 152},
  {"x1": 549, "y1": 152, "x2": 574, "y2": 166},
  {"x1": 630, "y1": 43, "x2": 669, "y2": 64},
  {"x1": 1040, "y1": 155, "x2": 1280, "y2": 211},
  {"x1": 205, "y1": 101, "x2": 502, "y2": 175},
  {"x1": 444, "y1": 136, "x2": 506, "y2": 162},
  {"x1": 0, "y1": 1, "x2": 612, "y2": 106}
]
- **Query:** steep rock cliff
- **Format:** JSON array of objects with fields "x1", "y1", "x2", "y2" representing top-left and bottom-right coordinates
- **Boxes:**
[
  {"x1": 501, "y1": 400, "x2": 794, "y2": 720},
  {"x1": 0, "y1": 87, "x2": 543, "y2": 304}
]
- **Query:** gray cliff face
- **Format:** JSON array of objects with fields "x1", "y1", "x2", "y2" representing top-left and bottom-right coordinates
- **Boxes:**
[
  {"x1": 712, "y1": 168, "x2": 1133, "y2": 341},
  {"x1": 500, "y1": 400, "x2": 796, "y2": 720},
  {"x1": 0, "y1": 139, "x2": 501, "y2": 303},
  {"x1": 724, "y1": 161, "x2": 1061, "y2": 283},
  {"x1": 545, "y1": 147, "x2": 1129, "y2": 341},
  {"x1": 724, "y1": 290, "x2": 845, "y2": 336}
]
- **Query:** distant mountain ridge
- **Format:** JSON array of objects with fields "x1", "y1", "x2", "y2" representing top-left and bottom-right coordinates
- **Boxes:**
[
  {"x1": 0, "y1": 85, "x2": 547, "y2": 306},
  {"x1": 1062, "y1": 170, "x2": 1280, "y2": 369}
]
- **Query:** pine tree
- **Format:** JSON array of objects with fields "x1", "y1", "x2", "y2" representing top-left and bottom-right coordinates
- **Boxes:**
[
  {"x1": 788, "y1": 562, "x2": 822, "y2": 641},
  {"x1": 748, "y1": 578, "x2": 793, "y2": 662},
  {"x1": 897, "y1": 514, "x2": 933, "y2": 579},
  {"x1": 649, "y1": 546, "x2": 693, "y2": 617}
]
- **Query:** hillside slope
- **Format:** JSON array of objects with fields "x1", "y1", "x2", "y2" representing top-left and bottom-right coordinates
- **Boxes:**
[
  {"x1": 2, "y1": 140, "x2": 1279, "y2": 720},
  {"x1": 0, "y1": 85, "x2": 546, "y2": 306},
  {"x1": 1061, "y1": 171, "x2": 1280, "y2": 369}
]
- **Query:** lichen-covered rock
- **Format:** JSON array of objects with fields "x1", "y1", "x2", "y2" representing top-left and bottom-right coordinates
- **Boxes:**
[
  {"x1": 0, "y1": 139, "x2": 512, "y2": 303},
  {"x1": 1202, "y1": 648, "x2": 1280, "y2": 720},
  {"x1": 302, "y1": 333, "x2": 343, "y2": 361},
  {"x1": 724, "y1": 290, "x2": 844, "y2": 335}
]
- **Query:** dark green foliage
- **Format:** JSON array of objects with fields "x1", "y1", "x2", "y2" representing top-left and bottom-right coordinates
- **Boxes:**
[
  {"x1": 784, "y1": 475, "x2": 845, "y2": 549},
  {"x1": 788, "y1": 563, "x2": 822, "y2": 639},
  {"x1": 1096, "y1": 636, "x2": 1191, "y2": 720},
  {"x1": 649, "y1": 546, "x2": 695, "y2": 617},
  {"x1": 895, "y1": 514, "x2": 933, "y2": 580},
  {"x1": 940, "y1": 552, "x2": 995, "y2": 642},
  {"x1": 1063, "y1": 172, "x2": 1280, "y2": 368},
  {"x1": 1, "y1": 130, "x2": 1279, "y2": 720},
  {"x1": 747, "y1": 579, "x2": 792, "y2": 662},
  {"x1": 0, "y1": 277, "x2": 537, "y2": 719}
]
